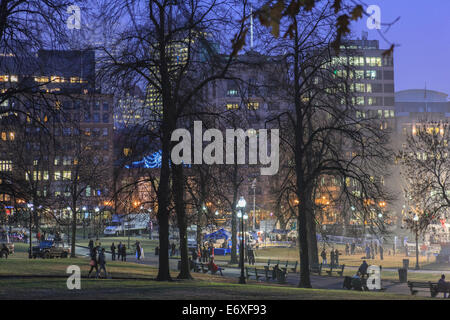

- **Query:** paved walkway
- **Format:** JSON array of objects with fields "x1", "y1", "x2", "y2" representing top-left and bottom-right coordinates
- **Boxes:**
[{"x1": 75, "y1": 246, "x2": 443, "y2": 298}]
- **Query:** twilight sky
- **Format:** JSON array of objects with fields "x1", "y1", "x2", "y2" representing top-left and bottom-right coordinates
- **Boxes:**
[{"x1": 351, "y1": 0, "x2": 450, "y2": 96}]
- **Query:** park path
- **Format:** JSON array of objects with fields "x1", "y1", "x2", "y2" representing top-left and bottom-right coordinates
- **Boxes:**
[{"x1": 74, "y1": 245, "x2": 443, "y2": 298}]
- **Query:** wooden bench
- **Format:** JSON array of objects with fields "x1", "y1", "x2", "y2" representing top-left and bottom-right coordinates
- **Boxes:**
[
  {"x1": 264, "y1": 259, "x2": 280, "y2": 276},
  {"x1": 246, "y1": 267, "x2": 263, "y2": 281},
  {"x1": 266, "y1": 259, "x2": 280, "y2": 268},
  {"x1": 324, "y1": 264, "x2": 345, "y2": 277},
  {"x1": 280, "y1": 260, "x2": 298, "y2": 273},
  {"x1": 275, "y1": 269, "x2": 287, "y2": 283},
  {"x1": 407, "y1": 281, "x2": 446, "y2": 298},
  {"x1": 310, "y1": 263, "x2": 323, "y2": 275}
]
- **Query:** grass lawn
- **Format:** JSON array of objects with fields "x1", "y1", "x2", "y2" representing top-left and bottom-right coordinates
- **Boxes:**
[
  {"x1": 0, "y1": 247, "x2": 440, "y2": 299},
  {"x1": 0, "y1": 277, "x2": 431, "y2": 300},
  {"x1": 0, "y1": 259, "x2": 427, "y2": 300},
  {"x1": 76, "y1": 236, "x2": 160, "y2": 254},
  {"x1": 211, "y1": 245, "x2": 443, "y2": 270}
]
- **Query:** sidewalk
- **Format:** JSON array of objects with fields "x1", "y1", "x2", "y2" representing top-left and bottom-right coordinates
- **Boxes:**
[{"x1": 75, "y1": 246, "x2": 443, "y2": 298}]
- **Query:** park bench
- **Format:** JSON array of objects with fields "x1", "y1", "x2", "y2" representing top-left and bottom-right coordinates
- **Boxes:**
[
  {"x1": 310, "y1": 263, "x2": 323, "y2": 276},
  {"x1": 246, "y1": 267, "x2": 263, "y2": 281},
  {"x1": 264, "y1": 259, "x2": 280, "y2": 275},
  {"x1": 407, "y1": 281, "x2": 446, "y2": 298},
  {"x1": 262, "y1": 266, "x2": 287, "y2": 283},
  {"x1": 284, "y1": 261, "x2": 298, "y2": 273},
  {"x1": 324, "y1": 264, "x2": 345, "y2": 277}
]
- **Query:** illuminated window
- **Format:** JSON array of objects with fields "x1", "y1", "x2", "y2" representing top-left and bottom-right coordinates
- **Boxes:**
[
  {"x1": 0, "y1": 160, "x2": 12, "y2": 171},
  {"x1": 34, "y1": 76, "x2": 49, "y2": 83},
  {"x1": 123, "y1": 148, "x2": 132, "y2": 156},
  {"x1": 1, "y1": 132, "x2": 6, "y2": 141},
  {"x1": 51, "y1": 76, "x2": 65, "y2": 83},
  {"x1": 54, "y1": 171, "x2": 61, "y2": 180},
  {"x1": 10, "y1": 75, "x2": 18, "y2": 82},
  {"x1": 226, "y1": 103, "x2": 239, "y2": 110},
  {"x1": 43, "y1": 171, "x2": 49, "y2": 181},
  {"x1": 63, "y1": 171, "x2": 71, "y2": 180},
  {"x1": 0, "y1": 75, "x2": 8, "y2": 82},
  {"x1": 9, "y1": 132, "x2": 14, "y2": 140},
  {"x1": 247, "y1": 102, "x2": 260, "y2": 110}
]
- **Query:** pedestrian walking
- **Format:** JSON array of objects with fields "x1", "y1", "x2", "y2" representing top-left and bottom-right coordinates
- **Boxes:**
[
  {"x1": 88, "y1": 248, "x2": 98, "y2": 278},
  {"x1": 351, "y1": 242, "x2": 356, "y2": 255},
  {"x1": 140, "y1": 245, "x2": 145, "y2": 259},
  {"x1": 365, "y1": 244, "x2": 371, "y2": 259},
  {"x1": 88, "y1": 239, "x2": 94, "y2": 255},
  {"x1": 345, "y1": 243, "x2": 350, "y2": 255},
  {"x1": 330, "y1": 249, "x2": 335, "y2": 266},
  {"x1": 334, "y1": 249, "x2": 340, "y2": 265},
  {"x1": 321, "y1": 248, "x2": 327, "y2": 264},
  {"x1": 111, "y1": 242, "x2": 116, "y2": 261},
  {"x1": 136, "y1": 241, "x2": 141, "y2": 260},
  {"x1": 97, "y1": 248, "x2": 108, "y2": 278},
  {"x1": 117, "y1": 242, "x2": 122, "y2": 261},
  {"x1": 121, "y1": 243, "x2": 127, "y2": 261},
  {"x1": 379, "y1": 245, "x2": 384, "y2": 260}
]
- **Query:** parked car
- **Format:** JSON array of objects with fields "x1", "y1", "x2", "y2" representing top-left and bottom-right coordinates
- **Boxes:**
[{"x1": 31, "y1": 240, "x2": 70, "y2": 258}]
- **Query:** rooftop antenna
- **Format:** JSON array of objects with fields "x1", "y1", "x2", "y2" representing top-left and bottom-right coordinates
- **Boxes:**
[{"x1": 250, "y1": 4, "x2": 254, "y2": 49}]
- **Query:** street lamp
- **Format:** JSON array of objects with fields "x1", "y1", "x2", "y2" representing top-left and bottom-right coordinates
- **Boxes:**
[
  {"x1": 27, "y1": 203, "x2": 33, "y2": 259},
  {"x1": 413, "y1": 214, "x2": 420, "y2": 270},
  {"x1": 95, "y1": 207, "x2": 100, "y2": 239},
  {"x1": 237, "y1": 196, "x2": 246, "y2": 284}
]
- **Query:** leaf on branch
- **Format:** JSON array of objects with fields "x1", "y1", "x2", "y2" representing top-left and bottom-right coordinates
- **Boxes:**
[
  {"x1": 350, "y1": 5, "x2": 364, "y2": 21},
  {"x1": 231, "y1": 28, "x2": 248, "y2": 57},
  {"x1": 283, "y1": 23, "x2": 297, "y2": 39},
  {"x1": 382, "y1": 44, "x2": 395, "y2": 58},
  {"x1": 301, "y1": 0, "x2": 316, "y2": 11},
  {"x1": 258, "y1": 4, "x2": 271, "y2": 27},
  {"x1": 285, "y1": 0, "x2": 301, "y2": 17},
  {"x1": 331, "y1": 0, "x2": 342, "y2": 14},
  {"x1": 336, "y1": 14, "x2": 351, "y2": 34}
]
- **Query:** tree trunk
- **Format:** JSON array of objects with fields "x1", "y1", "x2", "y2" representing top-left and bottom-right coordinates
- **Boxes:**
[
  {"x1": 70, "y1": 200, "x2": 77, "y2": 258},
  {"x1": 173, "y1": 164, "x2": 192, "y2": 279},
  {"x1": 306, "y1": 199, "x2": 318, "y2": 265}
]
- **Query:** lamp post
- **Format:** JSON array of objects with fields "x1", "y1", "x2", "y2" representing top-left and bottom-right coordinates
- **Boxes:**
[
  {"x1": 237, "y1": 196, "x2": 246, "y2": 284},
  {"x1": 82, "y1": 206, "x2": 87, "y2": 239},
  {"x1": 27, "y1": 203, "x2": 33, "y2": 259},
  {"x1": 95, "y1": 206, "x2": 100, "y2": 239},
  {"x1": 413, "y1": 214, "x2": 420, "y2": 270},
  {"x1": 251, "y1": 178, "x2": 256, "y2": 230}
]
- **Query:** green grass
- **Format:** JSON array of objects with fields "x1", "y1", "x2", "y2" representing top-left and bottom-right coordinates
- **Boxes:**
[
  {"x1": 0, "y1": 251, "x2": 440, "y2": 299},
  {"x1": 76, "y1": 236, "x2": 160, "y2": 253},
  {"x1": 0, "y1": 276, "x2": 428, "y2": 300}
]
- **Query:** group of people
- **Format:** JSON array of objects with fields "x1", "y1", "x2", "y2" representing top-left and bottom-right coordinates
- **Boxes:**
[
  {"x1": 320, "y1": 248, "x2": 341, "y2": 265},
  {"x1": 109, "y1": 241, "x2": 127, "y2": 261},
  {"x1": 189, "y1": 248, "x2": 223, "y2": 276},
  {"x1": 87, "y1": 242, "x2": 108, "y2": 279},
  {"x1": 343, "y1": 241, "x2": 384, "y2": 260}
]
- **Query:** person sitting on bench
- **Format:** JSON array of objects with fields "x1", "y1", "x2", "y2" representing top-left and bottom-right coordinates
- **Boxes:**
[
  {"x1": 209, "y1": 258, "x2": 223, "y2": 276},
  {"x1": 438, "y1": 274, "x2": 449, "y2": 298},
  {"x1": 358, "y1": 260, "x2": 369, "y2": 279},
  {"x1": 272, "y1": 264, "x2": 281, "y2": 280}
]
